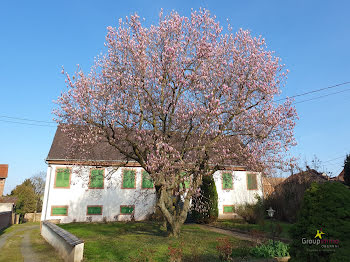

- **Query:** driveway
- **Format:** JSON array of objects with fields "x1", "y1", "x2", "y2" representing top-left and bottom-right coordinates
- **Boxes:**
[{"x1": 0, "y1": 223, "x2": 62, "y2": 262}]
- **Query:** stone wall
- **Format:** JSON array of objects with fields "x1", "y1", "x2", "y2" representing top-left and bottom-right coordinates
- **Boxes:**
[
  {"x1": 41, "y1": 221, "x2": 84, "y2": 262},
  {"x1": 0, "y1": 211, "x2": 12, "y2": 231},
  {"x1": 24, "y1": 212, "x2": 42, "y2": 222}
]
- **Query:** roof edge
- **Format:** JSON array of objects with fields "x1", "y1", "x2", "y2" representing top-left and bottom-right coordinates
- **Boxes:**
[{"x1": 46, "y1": 159, "x2": 247, "y2": 171}]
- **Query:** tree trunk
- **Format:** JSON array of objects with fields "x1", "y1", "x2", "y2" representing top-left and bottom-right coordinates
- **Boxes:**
[{"x1": 156, "y1": 186, "x2": 192, "y2": 237}]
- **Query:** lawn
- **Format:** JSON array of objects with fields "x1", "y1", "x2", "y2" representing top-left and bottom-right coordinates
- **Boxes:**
[
  {"x1": 59, "y1": 221, "x2": 253, "y2": 261},
  {"x1": 0, "y1": 222, "x2": 62, "y2": 262},
  {"x1": 211, "y1": 219, "x2": 293, "y2": 240}
]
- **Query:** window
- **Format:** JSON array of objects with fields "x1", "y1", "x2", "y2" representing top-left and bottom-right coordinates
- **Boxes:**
[
  {"x1": 51, "y1": 206, "x2": 68, "y2": 216},
  {"x1": 222, "y1": 172, "x2": 233, "y2": 190},
  {"x1": 223, "y1": 205, "x2": 235, "y2": 213},
  {"x1": 89, "y1": 169, "x2": 104, "y2": 189},
  {"x1": 120, "y1": 205, "x2": 134, "y2": 215},
  {"x1": 122, "y1": 169, "x2": 136, "y2": 189},
  {"x1": 54, "y1": 168, "x2": 71, "y2": 188},
  {"x1": 87, "y1": 205, "x2": 103, "y2": 215},
  {"x1": 247, "y1": 173, "x2": 258, "y2": 190},
  {"x1": 142, "y1": 171, "x2": 154, "y2": 189}
]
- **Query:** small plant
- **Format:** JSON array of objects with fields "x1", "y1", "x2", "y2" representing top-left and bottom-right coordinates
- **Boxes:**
[
  {"x1": 103, "y1": 216, "x2": 108, "y2": 223},
  {"x1": 250, "y1": 240, "x2": 289, "y2": 258},
  {"x1": 216, "y1": 237, "x2": 233, "y2": 261},
  {"x1": 168, "y1": 243, "x2": 184, "y2": 262},
  {"x1": 86, "y1": 216, "x2": 92, "y2": 222}
]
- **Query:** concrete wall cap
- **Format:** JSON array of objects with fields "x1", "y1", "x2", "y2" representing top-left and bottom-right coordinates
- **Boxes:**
[{"x1": 43, "y1": 221, "x2": 84, "y2": 246}]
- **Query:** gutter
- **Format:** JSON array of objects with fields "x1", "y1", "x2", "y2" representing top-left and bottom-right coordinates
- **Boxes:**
[
  {"x1": 43, "y1": 163, "x2": 53, "y2": 221},
  {"x1": 46, "y1": 158, "x2": 247, "y2": 170}
]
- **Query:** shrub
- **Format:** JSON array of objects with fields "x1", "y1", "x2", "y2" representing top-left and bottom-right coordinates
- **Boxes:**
[
  {"x1": 167, "y1": 243, "x2": 183, "y2": 262},
  {"x1": 235, "y1": 195, "x2": 264, "y2": 224},
  {"x1": 289, "y1": 182, "x2": 350, "y2": 262},
  {"x1": 216, "y1": 237, "x2": 233, "y2": 261},
  {"x1": 265, "y1": 169, "x2": 329, "y2": 223},
  {"x1": 250, "y1": 240, "x2": 289, "y2": 258},
  {"x1": 192, "y1": 175, "x2": 218, "y2": 223}
]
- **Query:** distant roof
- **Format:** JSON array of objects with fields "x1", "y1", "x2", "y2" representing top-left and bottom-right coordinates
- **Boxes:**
[
  {"x1": 0, "y1": 165, "x2": 8, "y2": 178},
  {"x1": 283, "y1": 169, "x2": 329, "y2": 184},
  {"x1": 47, "y1": 126, "x2": 129, "y2": 163},
  {"x1": 0, "y1": 196, "x2": 16, "y2": 204}
]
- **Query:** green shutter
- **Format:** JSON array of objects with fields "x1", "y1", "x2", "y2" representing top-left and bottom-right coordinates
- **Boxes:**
[
  {"x1": 87, "y1": 206, "x2": 102, "y2": 215},
  {"x1": 120, "y1": 206, "x2": 134, "y2": 214},
  {"x1": 247, "y1": 173, "x2": 257, "y2": 190},
  {"x1": 142, "y1": 171, "x2": 154, "y2": 189},
  {"x1": 123, "y1": 170, "x2": 135, "y2": 188},
  {"x1": 52, "y1": 206, "x2": 68, "y2": 215},
  {"x1": 222, "y1": 172, "x2": 233, "y2": 189},
  {"x1": 90, "y1": 169, "x2": 104, "y2": 188},
  {"x1": 223, "y1": 205, "x2": 235, "y2": 213},
  {"x1": 55, "y1": 168, "x2": 70, "y2": 188},
  {"x1": 180, "y1": 171, "x2": 190, "y2": 189}
]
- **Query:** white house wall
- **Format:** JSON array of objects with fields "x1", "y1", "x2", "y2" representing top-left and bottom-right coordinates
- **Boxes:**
[
  {"x1": 41, "y1": 165, "x2": 157, "y2": 223},
  {"x1": 41, "y1": 165, "x2": 263, "y2": 223},
  {"x1": 213, "y1": 171, "x2": 263, "y2": 219}
]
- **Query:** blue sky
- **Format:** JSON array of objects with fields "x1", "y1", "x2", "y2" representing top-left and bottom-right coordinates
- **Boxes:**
[{"x1": 1, "y1": 0, "x2": 349, "y2": 194}]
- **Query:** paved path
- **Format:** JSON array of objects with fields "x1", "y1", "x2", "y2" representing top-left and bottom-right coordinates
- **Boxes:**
[
  {"x1": 21, "y1": 230, "x2": 40, "y2": 262},
  {"x1": 0, "y1": 223, "x2": 62, "y2": 262},
  {"x1": 198, "y1": 224, "x2": 265, "y2": 242},
  {"x1": 0, "y1": 224, "x2": 37, "y2": 249}
]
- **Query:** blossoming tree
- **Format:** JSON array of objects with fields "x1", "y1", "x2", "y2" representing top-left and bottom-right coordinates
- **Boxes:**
[{"x1": 55, "y1": 9, "x2": 297, "y2": 237}]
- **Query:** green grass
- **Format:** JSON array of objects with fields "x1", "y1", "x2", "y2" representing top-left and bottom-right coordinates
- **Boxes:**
[
  {"x1": 212, "y1": 219, "x2": 293, "y2": 239},
  {"x1": 59, "y1": 221, "x2": 253, "y2": 261},
  {"x1": 0, "y1": 222, "x2": 62, "y2": 262},
  {"x1": 30, "y1": 226, "x2": 63, "y2": 262},
  {"x1": 0, "y1": 231, "x2": 23, "y2": 262}
]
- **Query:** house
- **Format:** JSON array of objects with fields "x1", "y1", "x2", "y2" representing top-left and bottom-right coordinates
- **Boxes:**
[
  {"x1": 41, "y1": 126, "x2": 263, "y2": 223},
  {"x1": 266, "y1": 168, "x2": 331, "y2": 222},
  {"x1": 336, "y1": 169, "x2": 345, "y2": 182},
  {"x1": 0, "y1": 196, "x2": 16, "y2": 212},
  {"x1": 0, "y1": 164, "x2": 8, "y2": 196}
]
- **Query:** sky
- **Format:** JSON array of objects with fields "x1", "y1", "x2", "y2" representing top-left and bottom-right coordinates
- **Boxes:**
[{"x1": 1, "y1": 0, "x2": 349, "y2": 194}]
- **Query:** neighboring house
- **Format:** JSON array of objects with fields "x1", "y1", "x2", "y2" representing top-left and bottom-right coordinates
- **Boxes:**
[
  {"x1": 266, "y1": 168, "x2": 331, "y2": 222},
  {"x1": 262, "y1": 177, "x2": 286, "y2": 197},
  {"x1": 0, "y1": 164, "x2": 8, "y2": 196},
  {"x1": 336, "y1": 169, "x2": 345, "y2": 182},
  {"x1": 41, "y1": 126, "x2": 263, "y2": 223},
  {"x1": 0, "y1": 196, "x2": 16, "y2": 212}
]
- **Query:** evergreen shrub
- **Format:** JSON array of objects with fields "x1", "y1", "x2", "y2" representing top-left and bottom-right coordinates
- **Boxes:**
[
  {"x1": 192, "y1": 175, "x2": 218, "y2": 223},
  {"x1": 289, "y1": 182, "x2": 350, "y2": 262}
]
